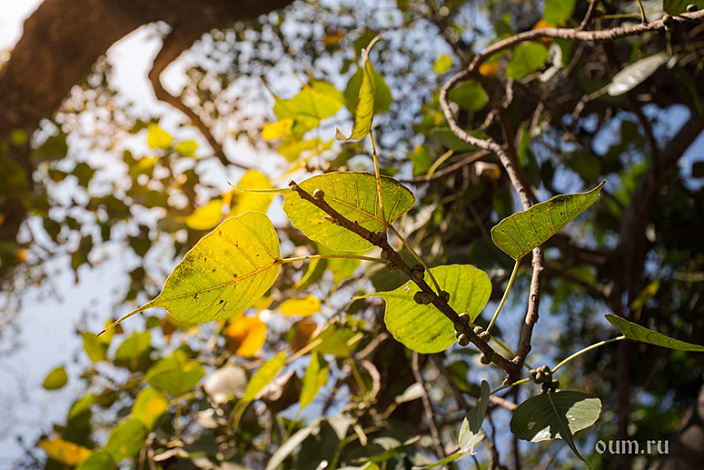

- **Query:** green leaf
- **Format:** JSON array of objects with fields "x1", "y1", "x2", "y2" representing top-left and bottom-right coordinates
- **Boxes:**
[
  {"x1": 243, "y1": 352, "x2": 287, "y2": 402},
  {"x1": 284, "y1": 172, "x2": 415, "y2": 252},
  {"x1": 607, "y1": 53, "x2": 669, "y2": 96},
  {"x1": 370, "y1": 265, "x2": 492, "y2": 353},
  {"x1": 106, "y1": 212, "x2": 281, "y2": 330},
  {"x1": 274, "y1": 81, "x2": 343, "y2": 137},
  {"x1": 337, "y1": 48, "x2": 377, "y2": 141},
  {"x1": 43, "y1": 366, "x2": 68, "y2": 390},
  {"x1": 506, "y1": 42, "x2": 548, "y2": 80},
  {"x1": 311, "y1": 323, "x2": 362, "y2": 358},
  {"x1": 132, "y1": 387, "x2": 169, "y2": 429},
  {"x1": 459, "y1": 380, "x2": 490, "y2": 453},
  {"x1": 114, "y1": 331, "x2": 151, "y2": 361},
  {"x1": 300, "y1": 352, "x2": 329, "y2": 411},
  {"x1": 605, "y1": 314, "x2": 704, "y2": 351},
  {"x1": 491, "y1": 182, "x2": 605, "y2": 260},
  {"x1": 146, "y1": 350, "x2": 206, "y2": 396},
  {"x1": 317, "y1": 243, "x2": 361, "y2": 286},
  {"x1": 664, "y1": 0, "x2": 704, "y2": 14},
  {"x1": 448, "y1": 80, "x2": 488, "y2": 112},
  {"x1": 76, "y1": 451, "x2": 117, "y2": 470},
  {"x1": 104, "y1": 418, "x2": 148, "y2": 462},
  {"x1": 81, "y1": 331, "x2": 108, "y2": 362},
  {"x1": 510, "y1": 391, "x2": 601, "y2": 463},
  {"x1": 544, "y1": 0, "x2": 576, "y2": 25},
  {"x1": 344, "y1": 63, "x2": 393, "y2": 115},
  {"x1": 68, "y1": 393, "x2": 97, "y2": 421}
]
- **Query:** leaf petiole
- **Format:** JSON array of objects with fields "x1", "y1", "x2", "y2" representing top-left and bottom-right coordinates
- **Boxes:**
[
  {"x1": 369, "y1": 130, "x2": 388, "y2": 230},
  {"x1": 486, "y1": 259, "x2": 520, "y2": 335},
  {"x1": 551, "y1": 335, "x2": 627, "y2": 374},
  {"x1": 388, "y1": 225, "x2": 443, "y2": 294},
  {"x1": 280, "y1": 254, "x2": 386, "y2": 265}
]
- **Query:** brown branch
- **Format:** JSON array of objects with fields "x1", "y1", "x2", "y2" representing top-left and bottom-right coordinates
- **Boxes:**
[
  {"x1": 412, "y1": 352, "x2": 446, "y2": 459},
  {"x1": 577, "y1": 0, "x2": 601, "y2": 31},
  {"x1": 514, "y1": 247, "x2": 544, "y2": 367},
  {"x1": 288, "y1": 181, "x2": 520, "y2": 375},
  {"x1": 398, "y1": 150, "x2": 492, "y2": 184}
]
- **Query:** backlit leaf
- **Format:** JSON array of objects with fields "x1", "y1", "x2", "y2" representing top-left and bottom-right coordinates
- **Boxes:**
[
  {"x1": 605, "y1": 314, "x2": 704, "y2": 351},
  {"x1": 81, "y1": 331, "x2": 108, "y2": 362},
  {"x1": 114, "y1": 331, "x2": 151, "y2": 361},
  {"x1": 273, "y1": 82, "x2": 343, "y2": 137},
  {"x1": 105, "y1": 212, "x2": 281, "y2": 329},
  {"x1": 284, "y1": 172, "x2": 415, "y2": 252},
  {"x1": 344, "y1": 60, "x2": 393, "y2": 115},
  {"x1": 433, "y1": 54, "x2": 453, "y2": 74},
  {"x1": 337, "y1": 48, "x2": 376, "y2": 141},
  {"x1": 132, "y1": 387, "x2": 169, "y2": 429},
  {"x1": 312, "y1": 323, "x2": 361, "y2": 358},
  {"x1": 175, "y1": 139, "x2": 198, "y2": 156},
  {"x1": 262, "y1": 118, "x2": 294, "y2": 140},
  {"x1": 607, "y1": 53, "x2": 669, "y2": 96},
  {"x1": 510, "y1": 391, "x2": 601, "y2": 463},
  {"x1": 278, "y1": 137, "x2": 323, "y2": 162},
  {"x1": 491, "y1": 182, "x2": 605, "y2": 260},
  {"x1": 184, "y1": 199, "x2": 224, "y2": 231},
  {"x1": 43, "y1": 366, "x2": 68, "y2": 390},
  {"x1": 370, "y1": 265, "x2": 492, "y2": 353},
  {"x1": 243, "y1": 352, "x2": 287, "y2": 402},
  {"x1": 280, "y1": 295, "x2": 321, "y2": 316},
  {"x1": 104, "y1": 418, "x2": 148, "y2": 462},
  {"x1": 147, "y1": 123, "x2": 172, "y2": 149},
  {"x1": 228, "y1": 170, "x2": 274, "y2": 217},
  {"x1": 459, "y1": 380, "x2": 490, "y2": 453},
  {"x1": 224, "y1": 315, "x2": 267, "y2": 357},
  {"x1": 76, "y1": 451, "x2": 116, "y2": 470},
  {"x1": 39, "y1": 437, "x2": 91, "y2": 466},
  {"x1": 544, "y1": 0, "x2": 576, "y2": 25},
  {"x1": 300, "y1": 352, "x2": 329, "y2": 411},
  {"x1": 146, "y1": 349, "x2": 206, "y2": 396},
  {"x1": 506, "y1": 42, "x2": 548, "y2": 80}
]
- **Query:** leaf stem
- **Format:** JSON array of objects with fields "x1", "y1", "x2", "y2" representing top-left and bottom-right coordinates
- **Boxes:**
[
  {"x1": 368, "y1": 130, "x2": 388, "y2": 231},
  {"x1": 490, "y1": 377, "x2": 532, "y2": 396},
  {"x1": 388, "y1": 225, "x2": 442, "y2": 294},
  {"x1": 551, "y1": 335, "x2": 627, "y2": 374},
  {"x1": 281, "y1": 254, "x2": 386, "y2": 265},
  {"x1": 635, "y1": 0, "x2": 648, "y2": 23},
  {"x1": 486, "y1": 259, "x2": 520, "y2": 335}
]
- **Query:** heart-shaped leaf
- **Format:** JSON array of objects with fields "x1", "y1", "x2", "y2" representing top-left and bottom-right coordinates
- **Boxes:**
[
  {"x1": 367, "y1": 265, "x2": 491, "y2": 353},
  {"x1": 491, "y1": 182, "x2": 605, "y2": 260},
  {"x1": 605, "y1": 314, "x2": 704, "y2": 351},
  {"x1": 284, "y1": 172, "x2": 415, "y2": 252},
  {"x1": 510, "y1": 391, "x2": 601, "y2": 463},
  {"x1": 103, "y1": 212, "x2": 281, "y2": 332}
]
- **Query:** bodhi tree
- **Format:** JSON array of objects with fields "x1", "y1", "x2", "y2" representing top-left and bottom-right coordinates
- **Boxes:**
[{"x1": 2, "y1": 0, "x2": 704, "y2": 469}]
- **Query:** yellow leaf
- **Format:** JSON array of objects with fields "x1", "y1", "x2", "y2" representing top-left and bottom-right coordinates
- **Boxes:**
[
  {"x1": 229, "y1": 170, "x2": 274, "y2": 217},
  {"x1": 147, "y1": 123, "x2": 173, "y2": 149},
  {"x1": 224, "y1": 316, "x2": 266, "y2": 357},
  {"x1": 262, "y1": 119, "x2": 293, "y2": 140},
  {"x1": 322, "y1": 31, "x2": 345, "y2": 45},
  {"x1": 280, "y1": 295, "x2": 321, "y2": 316},
  {"x1": 40, "y1": 438, "x2": 92, "y2": 466},
  {"x1": 184, "y1": 199, "x2": 224, "y2": 231},
  {"x1": 175, "y1": 140, "x2": 198, "y2": 156},
  {"x1": 278, "y1": 137, "x2": 322, "y2": 162}
]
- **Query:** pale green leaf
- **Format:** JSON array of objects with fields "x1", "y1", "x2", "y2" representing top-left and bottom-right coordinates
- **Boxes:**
[
  {"x1": 145, "y1": 350, "x2": 206, "y2": 396},
  {"x1": 132, "y1": 387, "x2": 169, "y2": 430},
  {"x1": 243, "y1": 352, "x2": 287, "y2": 402},
  {"x1": 344, "y1": 62, "x2": 393, "y2": 115},
  {"x1": 510, "y1": 391, "x2": 601, "y2": 463},
  {"x1": 105, "y1": 212, "x2": 281, "y2": 330},
  {"x1": 104, "y1": 418, "x2": 148, "y2": 462},
  {"x1": 370, "y1": 265, "x2": 492, "y2": 353},
  {"x1": 43, "y1": 366, "x2": 68, "y2": 390},
  {"x1": 311, "y1": 323, "x2": 361, "y2": 358},
  {"x1": 337, "y1": 49, "x2": 376, "y2": 141},
  {"x1": 491, "y1": 182, "x2": 605, "y2": 260},
  {"x1": 114, "y1": 331, "x2": 151, "y2": 361},
  {"x1": 273, "y1": 82, "x2": 343, "y2": 137},
  {"x1": 607, "y1": 53, "x2": 669, "y2": 96},
  {"x1": 81, "y1": 331, "x2": 108, "y2": 362},
  {"x1": 506, "y1": 42, "x2": 548, "y2": 80},
  {"x1": 605, "y1": 314, "x2": 704, "y2": 351},
  {"x1": 284, "y1": 172, "x2": 415, "y2": 252},
  {"x1": 458, "y1": 380, "x2": 490, "y2": 453},
  {"x1": 76, "y1": 451, "x2": 116, "y2": 470},
  {"x1": 544, "y1": 0, "x2": 576, "y2": 25},
  {"x1": 299, "y1": 352, "x2": 329, "y2": 411}
]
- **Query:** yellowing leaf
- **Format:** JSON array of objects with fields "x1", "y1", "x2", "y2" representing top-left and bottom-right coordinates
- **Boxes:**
[
  {"x1": 224, "y1": 315, "x2": 267, "y2": 357},
  {"x1": 147, "y1": 123, "x2": 173, "y2": 149},
  {"x1": 229, "y1": 170, "x2": 274, "y2": 217},
  {"x1": 371, "y1": 265, "x2": 492, "y2": 353},
  {"x1": 433, "y1": 54, "x2": 453, "y2": 74},
  {"x1": 278, "y1": 137, "x2": 322, "y2": 162},
  {"x1": 280, "y1": 295, "x2": 321, "y2": 316},
  {"x1": 284, "y1": 172, "x2": 415, "y2": 252},
  {"x1": 336, "y1": 48, "x2": 376, "y2": 141},
  {"x1": 184, "y1": 199, "x2": 224, "y2": 231},
  {"x1": 322, "y1": 30, "x2": 346, "y2": 45},
  {"x1": 132, "y1": 387, "x2": 169, "y2": 430},
  {"x1": 491, "y1": 182, "x2": 605, "y2": 260},
  {"x1": 175, "y1": 140, "x2": 198, "y2": 156},
  {"x1": 262, "y1": 119, "x2": 294, "y2": 140},
  {"x1": 40, "y1": 438, "x2": 92, "y2": 466},
  {"x1": 104, "y1": 212, "x2": 281, "y2": 331},
  {"x1": 479, "y1": 61, "x2": 499, "y2": 79},
  {"x1": 43, "y1": 366, "x2": 68, "y2": 390}
]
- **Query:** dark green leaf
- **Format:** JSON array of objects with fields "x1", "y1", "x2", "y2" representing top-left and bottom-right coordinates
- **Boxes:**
[{"x1": 605, "y1": 314, "x2": 704, "y2": 351}]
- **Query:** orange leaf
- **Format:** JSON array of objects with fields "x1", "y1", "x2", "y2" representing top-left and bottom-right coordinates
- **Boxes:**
[
  {"x1": 39, "y1": 438, "x2": 92, "y2": 466},
  {"x1": 224, "y1": 316, "x2": 266, "y2": 357}
]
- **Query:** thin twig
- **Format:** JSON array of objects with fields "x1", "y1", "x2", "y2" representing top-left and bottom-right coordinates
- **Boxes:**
[
  {"x1": 577, "y1": 0, "x2": 601, "y2": 31},
  {"x1": 399, "y1": 150, "x2": 492, "y2": 184}
]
